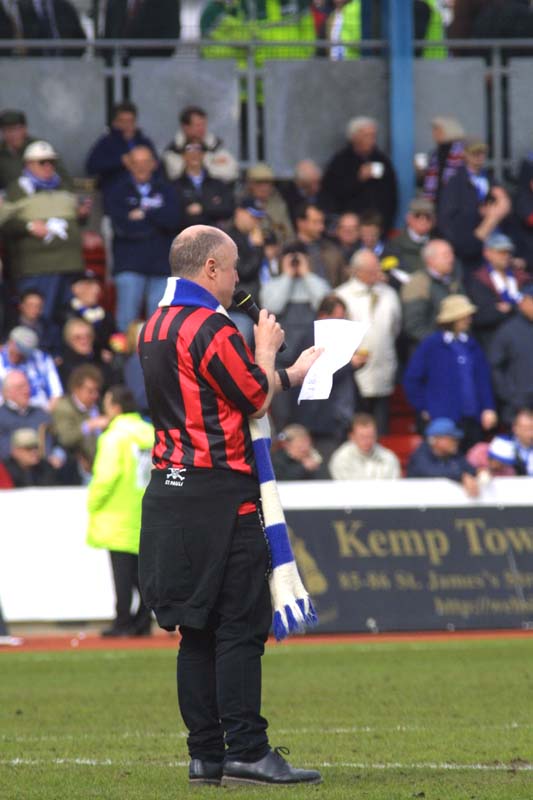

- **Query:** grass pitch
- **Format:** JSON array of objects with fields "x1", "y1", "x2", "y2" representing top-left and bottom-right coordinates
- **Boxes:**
[{"x1": 1, "y1": 637, "x2": 532, "y2": 799}]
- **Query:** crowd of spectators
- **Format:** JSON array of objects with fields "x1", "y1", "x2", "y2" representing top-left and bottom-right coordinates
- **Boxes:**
[
  {"x1": 2, "y1": 1, "x2": 533, "y2": 496},
  {"x1": 2, "y1": 93, "x2": 533, "y2": 497}
]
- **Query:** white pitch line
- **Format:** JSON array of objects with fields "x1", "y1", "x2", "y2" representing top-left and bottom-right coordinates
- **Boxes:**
[
  {"x1": 2, "y1": 722, "x2": 532, "y2": 744},
  {"x1": 1, "y1": 758, "x2": 532, "y2": 772}
]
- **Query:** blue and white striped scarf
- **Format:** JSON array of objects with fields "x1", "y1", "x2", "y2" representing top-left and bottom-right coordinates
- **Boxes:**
[
  {"x1": 249, "y1": 415, "x2": 318, "y2": 640},
  {"x1": 159, "y1": 276, "x2": 318, "y2": 640}
]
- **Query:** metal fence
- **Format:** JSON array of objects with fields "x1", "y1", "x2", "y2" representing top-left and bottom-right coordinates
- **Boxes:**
[{"x1": 0, "y1": 38, "x2": 532, "y2": 181}]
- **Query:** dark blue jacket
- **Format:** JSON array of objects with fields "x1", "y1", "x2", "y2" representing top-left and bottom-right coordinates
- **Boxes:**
[
  {"x1": 85, "y1": 127, "x2": 158, "y2": 202},
  {"x1": 106, "y1": 173, "x2": 181, "y2": 277},
  {"x1": 438, "y1": 165, "x2": 490, "y2": 269},
  {"x1": 407, "y1": 440, "x2": 476, "y2": 481},
  {"x1": 403, "y1": 331, "x2": 495, "y2": 423},
  {"x1": 489, "y1": 312, "x2": 533, "y2": 424}
]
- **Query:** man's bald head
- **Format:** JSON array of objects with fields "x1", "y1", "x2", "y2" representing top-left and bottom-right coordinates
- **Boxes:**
[
  {"x1": 3, "y1": 369, "x2": 31, "y2": 407},
  {"x1": 169, "y1": 225, "x2": 233, "y2": 278}
]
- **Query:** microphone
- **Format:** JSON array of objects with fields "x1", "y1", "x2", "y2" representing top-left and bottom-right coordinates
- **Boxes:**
[{"x1": 233, "y1": 289, "x2": 286, "y2": 352}]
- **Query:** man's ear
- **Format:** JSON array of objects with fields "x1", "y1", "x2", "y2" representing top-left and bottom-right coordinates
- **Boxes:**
[{"x1": 203, "y1": 257, "x2": 217, "y2": 280}]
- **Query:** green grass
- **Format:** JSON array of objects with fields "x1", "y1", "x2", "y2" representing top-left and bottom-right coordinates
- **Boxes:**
[{"x1": 1, "y1": 639, "x2": 533, "y2": 799}]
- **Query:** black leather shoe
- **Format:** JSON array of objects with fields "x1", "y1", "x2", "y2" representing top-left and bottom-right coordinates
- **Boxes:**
[
  {"x1": 188, "y1": 758, "x2": 223, "y2": 786},
  {"x1": 100, "y1": 627, "x2": 131, "y2": 638},
  {"x1": 222, "y1": 747, "x2": 322, "y2": 786}
]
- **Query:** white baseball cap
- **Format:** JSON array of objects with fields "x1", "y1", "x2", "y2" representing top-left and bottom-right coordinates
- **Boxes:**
[{"x1": 23, "y1": 140, "x2": 58, "y2": 162}]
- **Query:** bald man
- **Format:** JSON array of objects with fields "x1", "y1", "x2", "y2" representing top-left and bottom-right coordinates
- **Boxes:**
[
  {"x1": 0, "y1": 370, "x2": 50, "y2": 460},
  {"x1": 138, "y1": 225, "x2": 321, "y2": 787}
]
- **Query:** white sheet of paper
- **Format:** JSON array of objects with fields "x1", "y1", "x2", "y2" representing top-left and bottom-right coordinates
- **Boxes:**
[{"x1": 297, "y1": 319, "x2": 368, "y2": 403}]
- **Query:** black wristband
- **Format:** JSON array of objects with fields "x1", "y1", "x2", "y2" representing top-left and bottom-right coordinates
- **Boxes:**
[{"x1": 277, "y1": 368, "x2": 291, "y2": 391}]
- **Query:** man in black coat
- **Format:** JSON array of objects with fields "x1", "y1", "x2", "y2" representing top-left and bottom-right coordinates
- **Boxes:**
[
  {"x1": 438, "y1": 137, "x2": 511, "y2": 277},
  {"x1": 321, "y1": 116, "x2": 398, "y2": 234},
  {"x1": 173, "y1": 142, "x2": 234, "y2": 232}
]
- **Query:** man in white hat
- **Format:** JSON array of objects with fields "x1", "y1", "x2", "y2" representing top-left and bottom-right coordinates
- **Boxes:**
[
  {"x1": 1, "y1": 141, "x2": 90, "y2": 325},
  {"x1": 403, "y1": 293, "x2": 497, "y2": 449}
]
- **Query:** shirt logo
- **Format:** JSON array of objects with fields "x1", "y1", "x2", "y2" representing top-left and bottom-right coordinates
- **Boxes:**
[{"x1": 165, "y1": 466, "x2": 187, "y2": 487}]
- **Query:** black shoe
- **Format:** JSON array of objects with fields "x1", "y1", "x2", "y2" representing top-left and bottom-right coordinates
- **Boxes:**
[
  {"x1": 100, "y1": 627, "x2": 131, "y2": 638},
  {"x1": 188, "y1": 758, "x2": 223, "y2": 786},
  {"x1": 222, "y1": 747, "x2": 322, "y2": 787}
]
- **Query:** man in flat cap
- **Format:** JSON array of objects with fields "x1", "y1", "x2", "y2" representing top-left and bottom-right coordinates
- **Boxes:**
[{"x1": 0, "y1": 109, "x2": 69, "y2": 190}]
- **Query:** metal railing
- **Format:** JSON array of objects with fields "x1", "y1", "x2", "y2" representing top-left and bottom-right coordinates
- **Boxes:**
[{"x1": 1, "y1": 37, "x2": 532, "y2": 180}]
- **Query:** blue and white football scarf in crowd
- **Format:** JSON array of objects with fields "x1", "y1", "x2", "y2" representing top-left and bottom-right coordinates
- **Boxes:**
[
  {"x1": 486, "y1": 263, "x2": 522, "y2": 305},
  {"x1": 21, "y1": 168, "x2": 61, "y2": 192},
  {"x1": 159, "y1": 276, "x2": 318, "y2": 640}
]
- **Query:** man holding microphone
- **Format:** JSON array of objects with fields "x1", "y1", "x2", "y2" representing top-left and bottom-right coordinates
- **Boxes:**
[{"x1": 138, "y1": 225, "x2": 322, "y2": 787}]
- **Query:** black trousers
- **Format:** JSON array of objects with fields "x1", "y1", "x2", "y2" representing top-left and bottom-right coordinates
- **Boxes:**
[
  {"x1": 177, "y1": 510, "x2": 272, "y2": 764},
  {"x1": 109, "y1": 551, "x2": 151, "y2": 634}
]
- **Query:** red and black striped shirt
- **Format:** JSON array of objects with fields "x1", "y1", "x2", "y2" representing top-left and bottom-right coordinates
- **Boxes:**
[{"x1": 139, "y1": 304, "x2": 268, "y2": 475}]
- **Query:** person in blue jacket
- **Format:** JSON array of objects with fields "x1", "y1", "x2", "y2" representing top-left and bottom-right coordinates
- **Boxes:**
[
  {"x1": 85, "y1": 101, "x2": 158, "y2": 207},
  {"x1": 406, "y1": 417, "x2": 479, "y2": 497},
  {"x1": 403, "y1": 293, "x2": 497, "y2": 449},
  {"x1": 105, "y1": 145, "x2": 181, "y2": 331}
]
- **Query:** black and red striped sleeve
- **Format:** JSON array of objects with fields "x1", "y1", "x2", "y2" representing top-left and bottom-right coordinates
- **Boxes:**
[{"x1": 195, "y1": 316, "x2": 268, "y2": 415}]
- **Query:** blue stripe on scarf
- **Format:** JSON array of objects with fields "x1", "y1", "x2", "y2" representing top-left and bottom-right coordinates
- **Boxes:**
[
  {"x1": 265, "y1": 522, "x2": 294, "y2": 567},
  {"x1": 252, "y1": 437, "x2": 275, "y2": 483}
]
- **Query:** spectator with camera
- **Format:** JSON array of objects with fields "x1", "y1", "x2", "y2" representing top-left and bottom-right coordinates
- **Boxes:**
[
  {"x1": 260, "y1": 243, "x2": 330, "y2": 366},
  {"x1": 260, "y1": 243, "x2": 329, "y2": 431}
]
